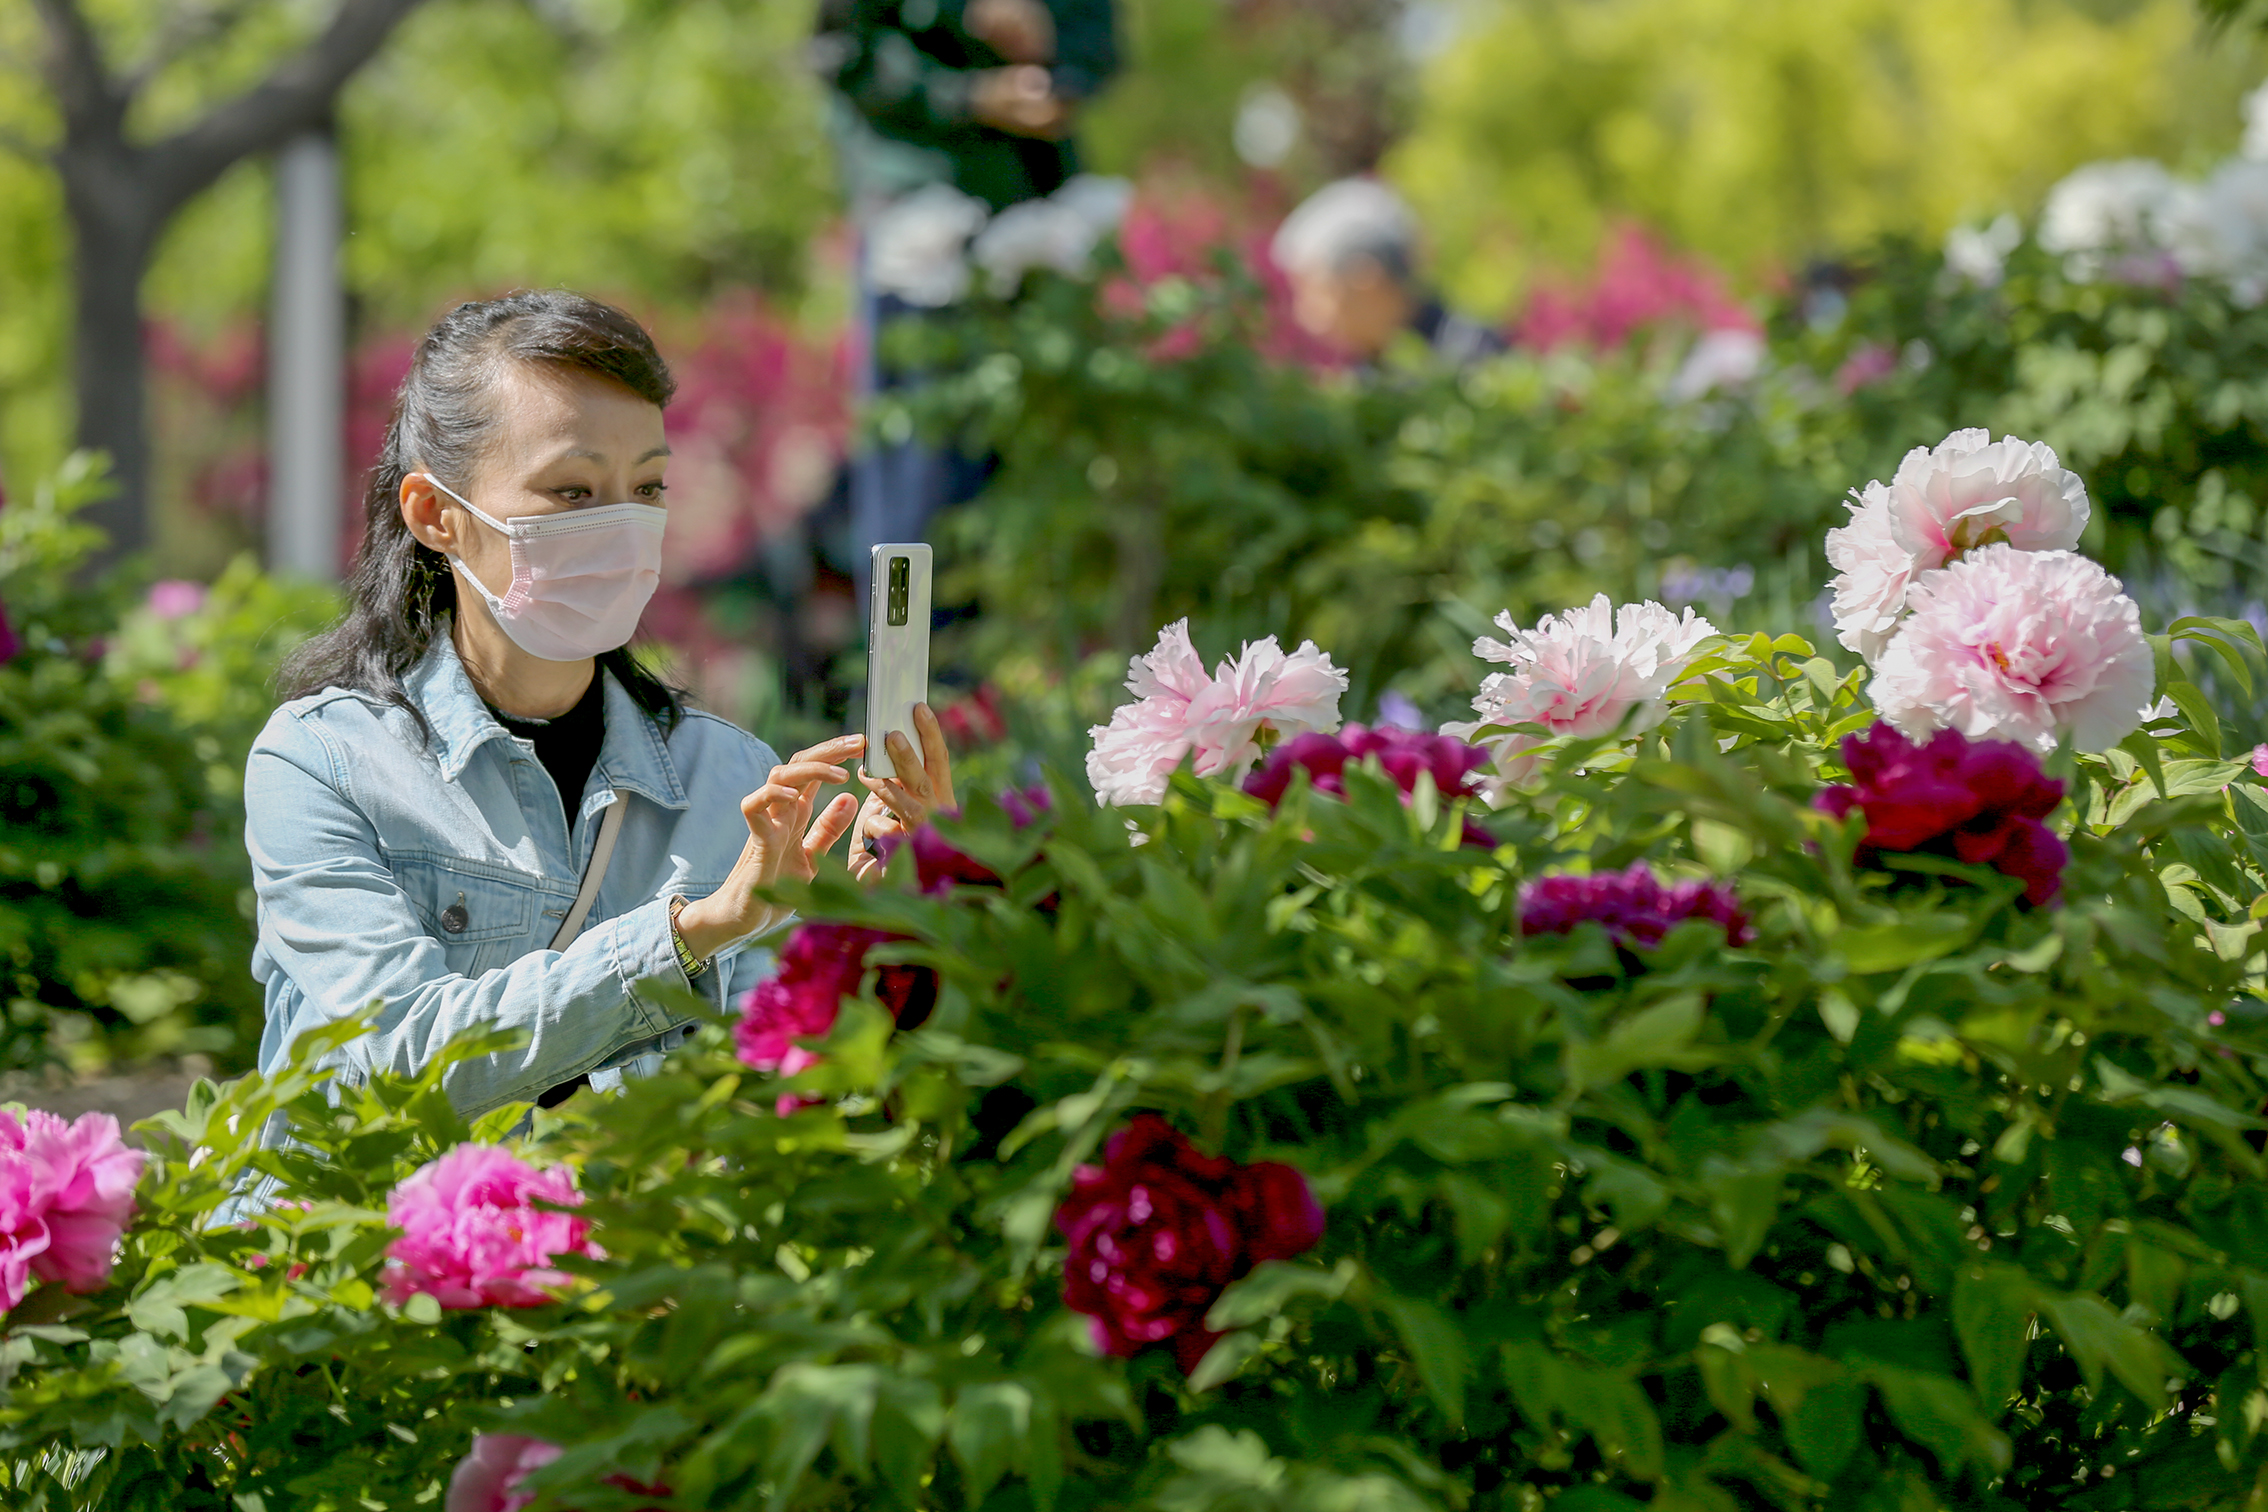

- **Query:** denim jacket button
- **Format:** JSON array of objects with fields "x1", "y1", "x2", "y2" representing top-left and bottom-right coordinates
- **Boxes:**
[{"x1": 441, "y1": 893, "x2": 469, "y2": 934}]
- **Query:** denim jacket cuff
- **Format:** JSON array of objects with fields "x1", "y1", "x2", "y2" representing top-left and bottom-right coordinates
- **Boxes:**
[{"x1": 611, "y1": 895, "x2": 690, "y2": 1031}]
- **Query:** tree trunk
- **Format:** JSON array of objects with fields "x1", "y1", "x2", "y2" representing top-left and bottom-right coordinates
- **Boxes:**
[{"x1": 65, "y1": 187, "x2": 154, "y2": 559}]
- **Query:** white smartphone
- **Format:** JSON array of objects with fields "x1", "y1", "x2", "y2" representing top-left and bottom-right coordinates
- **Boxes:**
[{"x1": 863, "y1": 543, "x2": 933, "y2": 781}]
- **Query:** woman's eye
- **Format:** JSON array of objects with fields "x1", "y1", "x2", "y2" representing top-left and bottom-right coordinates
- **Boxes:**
[
  {"x1": 638, "y1": 482, "x2": 667, "y2": 500},
  {"x1": 557, "y1": 487, "x2": 591, "y2": 502}
]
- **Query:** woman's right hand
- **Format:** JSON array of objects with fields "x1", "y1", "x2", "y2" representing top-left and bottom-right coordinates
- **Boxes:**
[{"x1": 673, "y1": 734, "x2": 864, "y2": 961}]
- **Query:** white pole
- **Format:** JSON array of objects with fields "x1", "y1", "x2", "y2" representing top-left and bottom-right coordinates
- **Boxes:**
[{"x1": 268, "y1": 129, "x2": 344, "y2": 580}]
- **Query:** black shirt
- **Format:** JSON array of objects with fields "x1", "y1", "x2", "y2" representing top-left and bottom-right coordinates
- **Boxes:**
[
  {"x1": 488, "y1": 674, "x2": 605, "y2": 828},
  {"x1": 488, "y1": 675, "x2": 606, "y2": 1111}
]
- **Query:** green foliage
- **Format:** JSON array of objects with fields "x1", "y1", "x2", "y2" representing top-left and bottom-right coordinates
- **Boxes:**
[
  {"x1": 0, "y1": 460, "x2": 334, "y2": 1073},
  {"x1": 11, "y1": 613, "x2": 2268, "y2": 1509}
]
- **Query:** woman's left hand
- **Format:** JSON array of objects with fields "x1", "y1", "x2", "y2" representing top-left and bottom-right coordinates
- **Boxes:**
[{"x1": 849, "y1": 704, "x2": 956, "y2": 881}]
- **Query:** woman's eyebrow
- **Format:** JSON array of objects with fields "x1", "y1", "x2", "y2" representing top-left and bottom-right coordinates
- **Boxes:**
[
  {"x1": 637, "y1": 445, "x2": 671, "y2": 464},
  {"x1": 547, "y1": 445, "x2": 672, "y2": 465}
]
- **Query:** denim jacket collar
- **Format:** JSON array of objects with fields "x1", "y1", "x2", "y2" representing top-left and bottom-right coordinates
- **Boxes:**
[{"x1": 404, "y1": 625, "x2": 690, "y2": 814}]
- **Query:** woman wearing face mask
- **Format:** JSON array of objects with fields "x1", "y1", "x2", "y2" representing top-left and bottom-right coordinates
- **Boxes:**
[{"x1": 253, "y1": 291, "x2": 950, "y2": 1115}]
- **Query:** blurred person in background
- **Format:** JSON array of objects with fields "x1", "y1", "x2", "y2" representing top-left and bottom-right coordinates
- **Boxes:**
[
  {"x1": 1271, "y1": 177, "x2": 1505, "y2": 370},
  {"x1": 812, "y1": 0, "x2": 1122, "y2": 608}
]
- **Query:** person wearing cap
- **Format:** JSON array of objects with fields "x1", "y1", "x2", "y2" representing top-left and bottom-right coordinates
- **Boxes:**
[{"x1": 1271, "y1": 177, "x2": 1507, "y2": 371}]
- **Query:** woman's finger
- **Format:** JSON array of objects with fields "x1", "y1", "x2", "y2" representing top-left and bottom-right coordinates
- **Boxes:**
[
  {"x1": 787, "y1": 734, "x2": 864, "y2": 767},
  {"x1": 882, "y1": 731, "x2": 932, "y2": 803},
  {"x1": 860, "y1": 771, "x2": 925, "y2": 827},
  {"x1": 912, "y1": 702, "x2": 957, "y2": 812},
  {"x1": 765, "y1": 760, "x2": 851, "y2": 791},
  {"x1": 741, "y1": 783, "x2": 814, "y2": 830},
  {"x1": 803, "y1": 792, "x2": 859, "y2": 861}
]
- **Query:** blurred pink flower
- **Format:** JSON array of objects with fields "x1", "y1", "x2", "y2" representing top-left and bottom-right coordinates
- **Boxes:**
[
  {"x1": 2252, "y1": 742, "x2": 2268, "y2": 778},
  {"x1": 1870, "y1": 544, "x2": 2154, "y2": 754},
  {"x1": 1828, "y1": 430, "x2": 2091, "y2": 664},
  {"x1": 0, "y1": 600, "x2": 17, "y2": 664},
  {"x1": 0, "y1": 1109, "x2": 144, "y2": 1308},
  {"x1": 446, "y1": 1434, "x2": 561, "y2": 1512},
  {"x1": 734, "y1": 922, "x2": 934, "y2": 1114},
  {"x1": 1442, "y1": 595, "x2": 1715, "y2": 795},
  {"x1": 1834, "y1": 343, "x2": 1900, "y2": 395},
  {"x1": 147, "y1": 580, "x2": 207, "y2": 620},
  {"x1": 1516, "y1": 224, "x2": 1756, "y2": 352},
  {"x1": 1087, "y1": 619, "x2": 1348, "y2": 805},
  {"x1": 382, "y1": 1145, "x2": 594, "y2": 1310}
]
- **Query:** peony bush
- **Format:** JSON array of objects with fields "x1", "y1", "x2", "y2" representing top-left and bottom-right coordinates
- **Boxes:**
[{"x1": 9, "y1": 434, "x2": 2268, "y2": 1511}]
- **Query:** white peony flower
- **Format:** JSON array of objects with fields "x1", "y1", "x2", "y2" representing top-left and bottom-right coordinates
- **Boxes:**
[
  {"x1": 1663, "y1": 329, "x2": 1766, "y2": 403},
  {"x1": 1869, "y1": 544, "x2": 2154, "y2": 754},
  {"x1": 865, "y1": 184, "x2": 991, "y2": 308},
  {"x1": 1825, "y1": 428, "x2": 2091, "y2": 663},
  {"x1": 2160, "y1": 160, "x2": 2268, "y2": 305},
  {"x1": 970, "y1": 175, "x2": 1134, "y2": 296},
  {"x1": 1944, "y1": 213, "x2": 2022, "y2": 288},
  {"x1": 1442, "y1": 595, "x2": 1716, "y2": 797},
  {"x1": 2244, "y1": 79, "x2": 2268, "y2": 161},
  {"x1": 2039, "y1": 159, "x2": 2180, "y2": 279}
]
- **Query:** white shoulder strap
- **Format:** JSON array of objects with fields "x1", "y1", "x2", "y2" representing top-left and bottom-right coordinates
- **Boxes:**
[{"x1": 550, "y1": 797, "x2": 626, "y2": 952}]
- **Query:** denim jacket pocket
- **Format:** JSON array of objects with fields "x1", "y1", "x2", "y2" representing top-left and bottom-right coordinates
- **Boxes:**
[{"x1": 388, "y1": 851, "x2": 545, "y2": 976}]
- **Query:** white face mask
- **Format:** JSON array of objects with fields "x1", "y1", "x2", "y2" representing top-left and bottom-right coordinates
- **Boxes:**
[{"x1": 423, "y1": 474, "x2": 667, "y2": 663}]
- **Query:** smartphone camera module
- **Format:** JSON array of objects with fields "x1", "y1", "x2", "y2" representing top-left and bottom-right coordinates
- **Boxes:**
[{"x1": 887, "y1": 555, "x2": 911, "y2": 627}]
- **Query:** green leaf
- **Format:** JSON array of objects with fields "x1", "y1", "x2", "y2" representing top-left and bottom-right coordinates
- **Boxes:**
[
  {"x1": 1835, "y1": 914, "x2": 1974, "y2": 974},
  {"x1": 1205, "y1": 1258, "x2": 1358, "y2": 1331},
  {"x1": 1865, "y1": 1364, "x2": 2012, "y2": 1474},
  {"x1": 1381, "y1": 1294, "x2": 1469, "y2": 1427},
  {"x1": 2040, "y1": 1292, "x2": 2184, "y2": 1410},
  {"x1": 1952, "y1": 1265, "x2": 2036, "y2": 1414},
  {"x1": 948, "y1": 1380, "x2": 1032, "y2": 1504}
]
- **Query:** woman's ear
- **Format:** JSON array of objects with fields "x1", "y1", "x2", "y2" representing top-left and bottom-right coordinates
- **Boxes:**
[{"x1": 400, "y1": 473, "x2": 455, "y2": 554}]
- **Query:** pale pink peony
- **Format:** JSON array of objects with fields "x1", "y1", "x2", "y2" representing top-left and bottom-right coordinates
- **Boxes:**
[
  {"x1": 382, "y1": 1145, "x2": 596, "y2": 1310},
  {"x1": 1087, "y1": 619, "x2": 1348, "y2": 805},
  {"x1": 1869, "y1": 544, "x2": 2154, "y2": 754},
  {"x1": 1828, "y1": 429, "x2": 2090, "y2": 663},
  {"x1": 446, "y1": 1434, "x2": 562, "y2": 1512},
  {"x1": 1442, "y1": 595, "x2": 1716, "y2": 796},
  {"x1": 0, "y1": 1108, "x2": 145, "y2": 1308}
]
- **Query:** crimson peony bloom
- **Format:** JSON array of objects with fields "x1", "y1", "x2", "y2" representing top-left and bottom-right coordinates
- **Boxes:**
[
  {"x1": 0, "y1": 1108, "x2": 145, "y2": 1310},
  {"x1": 1243, "y1": 724, "x2": 1495, "y2": 846},
  {"x1": 1519, "y1": 862, "x2": 1753, "y2": 951},
  {"x1": 1815, "y1": 721, "x2": 2068, "y2": 906},
  {"x1": 382, "y1": 1145, "x2": 595, "y2": 1310},
  {"x1": 733, "y1": 923, "x2": 936, "y2": 1112},
  {"x1": 1054, "y1": 1114, "x2": 1324, "y2": 1375}
]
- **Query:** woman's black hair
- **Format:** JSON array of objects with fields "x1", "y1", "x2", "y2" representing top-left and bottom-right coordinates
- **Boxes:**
[{"x1": 278, "y1": 290, "x2": 685, "y2": 734}]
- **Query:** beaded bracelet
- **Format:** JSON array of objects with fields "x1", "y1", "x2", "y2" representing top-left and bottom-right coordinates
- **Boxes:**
[{"x1": 667, "y1": 894, "x2": 712, "y2": 979}]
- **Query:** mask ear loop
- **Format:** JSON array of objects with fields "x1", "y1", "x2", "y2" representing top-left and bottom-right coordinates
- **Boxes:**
[{"x1": 419, "y1": 473, "x2": 530, "y2": 614}]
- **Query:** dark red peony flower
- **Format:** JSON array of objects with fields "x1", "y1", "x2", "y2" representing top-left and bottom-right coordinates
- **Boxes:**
[
  {"x1": 1243, "y1": 724, "x2": 1494, "y2": 846},
  {"x1": 733, "y1": 922, "x2": 935, "y2": 1111},
  {"x1": 1519, "y1": 862, "x2": 1753, "y2": 950},
  {"x1": 1814, "y1": 722, "x2": 2067, "y2": 906},
  {"x1": 1054, "y1": 1114, "x2": 1325, "y2": 1375}
]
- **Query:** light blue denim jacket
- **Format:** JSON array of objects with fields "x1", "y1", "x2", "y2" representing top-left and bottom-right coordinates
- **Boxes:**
[{"x1": 245, "y1": 628, "x2": 782, "y2": 1117}]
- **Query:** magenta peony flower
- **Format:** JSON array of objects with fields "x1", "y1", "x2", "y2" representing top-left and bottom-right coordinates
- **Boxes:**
[
  {"x1": 734, "y1": 922, "x2": 936, "y2": 1112},
  {"x1": 1815, "y1": 722, "x2": 2068, "y2": 906},
  {"x1": 873, "y1": 784, "x2": 1053, "y2": 895},
  {"x1": 1243, "y1": 724, "x2": 1495, "y2": 846},
  {"x1": 0, "y1": 1109, "x2": 145, "y2": 1309},
  {"x1": 0, "y1": 600, "x2": 18, "y2": 665},
  {"x1": 1055, "y1": 1114, "x2": 1324, "y2": 1375},
  {"x1": 2253, "y1": 742, "x2": 2268, "y2": 780},
  {"x1": 1519, "y1": 862, "x2": 1752, "y2": 951},
  {"x1": 382, "y1": 1145, "x2": 595, "y2": 1310},
  {"x1": 1827, "y1": 430, "x2": 2091, "y2": 664},
  {"x1": 1869, "y1": 544, "x2": 2154, "y2": 754},
  {"x1": 447, "y1": 1434, "x2": 562, "y2": 1512},
  {"x1": 1087, "y1": 620, "x2": 1347, "y2": 805},
  {"x1": 1443, "y1": 596, "x2": 1715, "y2": 796}
]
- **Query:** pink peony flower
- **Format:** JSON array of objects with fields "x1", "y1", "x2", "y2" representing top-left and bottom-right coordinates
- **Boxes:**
[
  {"x1": 734, "y1": 922, "x2": 935, "y2": 1113},
  {"x1": 0, "y1": 1109, "x2": 145, "y2": 1308},
  {"x1": 382, "y1": 1146, "x2": 595, "y2": 1310},
  {"x1": 1054, "y1": 1114, "x2": 1324, "y2": 1375},
  {"x1": 1815, "y1": 722, "x2": 2068, "y2": 906},
  {"x1": 1827, "y1": 429, "x2": 2090, "y2": 663},
  {"x1": 1086, "y1": 619, "x2": 1348, "y2": 805},
  {"x1": 1868, "y1": 544, "x2": 2154, "y2": 754},
  {"x1": 1243, "y1": 725, "x2": 1495, "y2": 846},
  {"x1": 447, "y1": 1434, "x2": 562, "y2": 1512},
  {"x1": 1519, "y1": 863, "x2": 1752, "y2": 952},
  {"x1": 2254, "y1": 743, "x2": 2268, "y2": 779},
  {"x1": 1442, "y1": 595, "x2": 1715, "y2": 796},
  {"x1": 146, "y1": 580, "x2": 208, "y2": 620}
]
